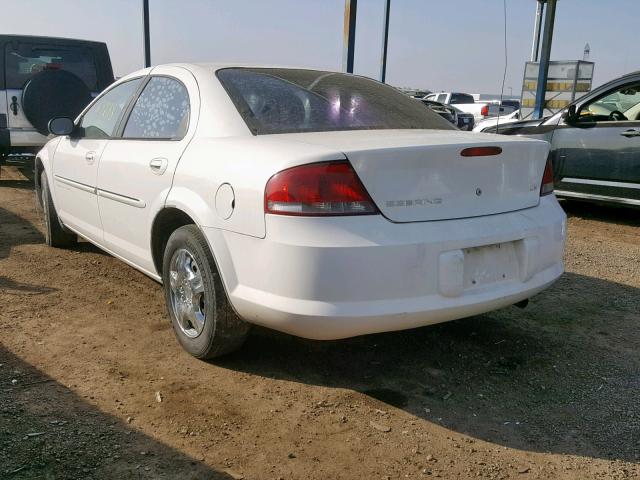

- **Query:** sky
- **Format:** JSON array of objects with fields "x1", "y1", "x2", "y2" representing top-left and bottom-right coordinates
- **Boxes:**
[{"x1": 2, "y1": 0, "x2": 639, "y2": 95}]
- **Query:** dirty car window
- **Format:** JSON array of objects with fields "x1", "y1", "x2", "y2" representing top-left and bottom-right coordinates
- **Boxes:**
[{"x1": 217, "y1": 68, "x2": 454, "y2": 135}]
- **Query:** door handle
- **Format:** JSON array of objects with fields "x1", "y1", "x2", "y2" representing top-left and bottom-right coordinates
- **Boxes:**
[
  {"x1": 149, "y1": 157, "x2": 168, "y2": 175},
  {"x1": 85, "y1": 151, "x2": 96, "y2": 164},
  {"x1": 620, "y1": 129, "x2": 640, "y2": 138}
]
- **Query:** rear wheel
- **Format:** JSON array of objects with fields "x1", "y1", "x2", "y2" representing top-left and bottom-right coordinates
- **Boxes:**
[
  {"x1": 162, "y1": 225, "x2": 249, "y2": 359},
  {"x1": 40, "y1": 171, "x2": 77, "y2": 248}
]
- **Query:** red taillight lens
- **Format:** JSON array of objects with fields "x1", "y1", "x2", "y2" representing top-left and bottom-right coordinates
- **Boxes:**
[
  {"x1": 540, "y1": 158, "x2": 554, "y2": 196},
  {"x1": 265, "y1": 161, "x2": 378, "y2": 216},
  {"x1": 461, "y1": 146, "x2": 502, "y2": 157},
  {"x1": 480, "y1": 105, "x2": 489, "y2": 117}
]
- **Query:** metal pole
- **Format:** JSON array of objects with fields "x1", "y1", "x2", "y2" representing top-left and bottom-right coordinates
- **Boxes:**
[
  {"x1": 143, "y1": 0, "x2": 151, "y2": 68},
  {"x1": 342, "y1": 0, "x2": 357, "y2": 73},
  {"x1": 531, "y1": 0, "x2": 545, "y2": 62},
  {"x1": 379, "y1": 0, "x2": 391, "y2": 83},
  {"x1": 533, "y1": 0, "x2": 556, "y2": 119}
]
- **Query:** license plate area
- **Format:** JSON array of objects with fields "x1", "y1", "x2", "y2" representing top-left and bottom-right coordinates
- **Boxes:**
[{"x1": 463, "y1": 242, "x2": 519, "y2": 290}]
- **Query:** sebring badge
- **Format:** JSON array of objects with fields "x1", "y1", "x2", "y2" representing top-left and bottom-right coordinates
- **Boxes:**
[{"x1": 386, "y1": 197, "x2": 443, "y2": 208}]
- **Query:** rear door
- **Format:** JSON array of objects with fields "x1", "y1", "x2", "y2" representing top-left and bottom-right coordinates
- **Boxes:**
[
  {"x1": 52, "y1": 78, "x2": 143, "y2": 241},
  {"x1": 96, "y1": 66, "x2": 198, "y2": 273},
  {"x1": 553, "y1": 81, "x2": 640, "y2": 203}
]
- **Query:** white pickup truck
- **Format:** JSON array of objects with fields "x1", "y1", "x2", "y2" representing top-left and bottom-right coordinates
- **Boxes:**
[{"x1": 424, "y1": 92, "x2": 515, "y2": 122}]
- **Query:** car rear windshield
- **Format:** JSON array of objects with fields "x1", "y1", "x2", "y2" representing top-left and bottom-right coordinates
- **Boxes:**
[
  {"x1": 4, "y1": 44, "x2": 98, "y2": 90},
  {"x1": 449, "y1": 93, "x2": 474, "y2": 104},
  {"x1": 216, "y1": 68, "x2": 454, "y2": 135}
]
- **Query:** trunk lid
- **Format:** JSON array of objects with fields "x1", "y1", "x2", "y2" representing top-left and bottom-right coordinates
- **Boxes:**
[{"x1": 282, "y1": 129, "x2": 549, "y2": 222}]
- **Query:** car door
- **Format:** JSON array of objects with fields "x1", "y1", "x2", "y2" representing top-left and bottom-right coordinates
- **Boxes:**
[
  {"x1": 96, "y1": 66, "x2": 198, "y2": 274},
  {"x1": 53, "y1": 77, "x2": 143, "y2": 241},
  {"x1": 552, "y1": 80, "x2": 640, "y2": 203}
]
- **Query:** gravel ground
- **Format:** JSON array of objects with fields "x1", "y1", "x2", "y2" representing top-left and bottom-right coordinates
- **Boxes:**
[{"x1": 1, "y1": 167, "x2": 639, "y2": 479}]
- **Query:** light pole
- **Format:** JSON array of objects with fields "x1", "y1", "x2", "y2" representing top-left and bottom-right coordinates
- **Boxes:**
[
  {"x1": 533, "y1": 0, "x2": 557, "y2": 119},
  {"x1": 143, "y1": 0, "x2": 151, "y2": 68},
  {"x1": 531, "y1": 0, "x2": 545, "y2": 62},
  {"x1": 379, "y1": 0, "x2": 391, "y2": 83},
  {"x1": 342, "y1": 0, "x2": 358, "y2": 73}
]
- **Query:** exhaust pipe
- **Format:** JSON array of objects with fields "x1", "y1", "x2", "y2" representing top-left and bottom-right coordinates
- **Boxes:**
[{"x1": 514, "y1": 299, "x2": 529, "y2": 309}]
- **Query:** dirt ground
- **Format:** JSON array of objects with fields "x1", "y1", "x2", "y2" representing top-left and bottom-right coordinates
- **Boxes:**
[{"x1": 1, "y1": 166, "x2": 639, "y2": 480}]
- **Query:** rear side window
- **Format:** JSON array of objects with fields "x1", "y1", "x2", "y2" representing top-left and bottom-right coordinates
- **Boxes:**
[
  {"x1": 449, "y1": 93, "x2": 474, "y2": 104},
  {"x1": 217, "y1": 68, "x2": 453, "y2": 135},
  {"x1": 123, "y1": 77, "x2": 190, "y2": 139},
  {"x1": 79, "y1": 78, "x2": 142, "y2": 139},
  {"x1": 4, "y1": 44, "x2": 98, "y2": 90}
]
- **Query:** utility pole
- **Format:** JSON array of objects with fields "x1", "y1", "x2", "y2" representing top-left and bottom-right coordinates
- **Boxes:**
[
  {"x1": 342, "y1": 0, "x2": 357, "y2": 73},
  {"x1": 530, "y1": 0, "x2": 545, "y2": 62},
  {"x1": 379, "y1": 0, "x2": 391, "y2": 83},
  {"x1": 533, "y1": 0, "x2": 557, "y2": 119},
  {"x1": 143, "y1": 0, "x2": 151, "y2": 68}
]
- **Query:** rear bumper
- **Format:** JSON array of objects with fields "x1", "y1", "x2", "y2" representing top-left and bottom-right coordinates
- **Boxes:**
[
  {"x1": 204, "y1": 195, "x2": 567, "y2": 340},
  {"x1": 1, "y1": 127, "x2": 47, "y2": 147},
  {"x1": 9, "y1": 128, "x2": 48, "y2": 147}
]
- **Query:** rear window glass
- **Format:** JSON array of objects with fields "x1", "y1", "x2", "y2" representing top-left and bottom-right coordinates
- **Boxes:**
[
  {"x1": 4, "y1": 44, "x2": 98, "y2": 90},
  {"x1": 449, "y1": 93, "x2": 474, "y2": 104},
  {"x1": 217, "y1": 68, "x2": 454, "y2": 135}
]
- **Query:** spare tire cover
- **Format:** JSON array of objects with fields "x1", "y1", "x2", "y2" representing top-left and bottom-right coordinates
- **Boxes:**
[{"x1": 21, "y1": 70, "x2": 92, "y2": 135}]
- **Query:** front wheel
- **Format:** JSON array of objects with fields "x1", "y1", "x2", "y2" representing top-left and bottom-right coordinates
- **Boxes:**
[{"x1": 162, "y1": 225, "x2": 250, "y2": 359}]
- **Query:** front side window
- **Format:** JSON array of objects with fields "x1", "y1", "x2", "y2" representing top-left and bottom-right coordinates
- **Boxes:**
[
  {"x1": 217, "y1": 68, "x2": 453, "y2": 135},
  {"x1": 5, "y1": 44, "x2": 98, "y2": 90},
  {"x1": 79, "y1": 78, "x2": 142, "y2": 139},
  {"x1": 123, "y1": 77, "x2": 190, "y2": 139},
  {"x1": 579, "y1": 83, "x2": 640, "y2": 122}
]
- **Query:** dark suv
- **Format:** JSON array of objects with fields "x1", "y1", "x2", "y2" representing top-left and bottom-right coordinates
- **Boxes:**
[{"x1": 1, "y1": 35, "x2": 114, "y2": 177}]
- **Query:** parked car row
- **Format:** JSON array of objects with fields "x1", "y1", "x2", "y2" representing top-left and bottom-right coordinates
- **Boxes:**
[
  {"x1": 418, "y1": 98, "x2": 475, "y2": 130},
  {"x1": 8, "y1": 33, "x2": 635, "y2": 361},
  {"x1": 424, "y1": 92, "x2": 517, "y2": 122}
]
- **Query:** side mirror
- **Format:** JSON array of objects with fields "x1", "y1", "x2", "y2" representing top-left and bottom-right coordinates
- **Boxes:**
[
  {"x1": 48, "y1": 117, "x2": 75, "y2": 136},
  {"x1": 562, "y1": 105, "x2": 577, "y2": 123}
]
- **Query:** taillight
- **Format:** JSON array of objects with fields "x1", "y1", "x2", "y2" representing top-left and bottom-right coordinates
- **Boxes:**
[
  {"x1": 461, "y1": 146, "x2": 502, "y2": 157},
  {"x1": 265, "y1": 161, "x2": 378, "y2": 216},
  {"x1": 540, "y1": 158, "x2": 554, "y2": 196},
  {"x1": 480, "y1": 105, "x2": 489, "y2": 117}
]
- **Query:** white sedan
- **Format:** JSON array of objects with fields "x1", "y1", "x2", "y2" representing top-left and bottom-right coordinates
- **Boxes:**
[{"x1": 37, "y1": 64, "x2": 566, "y2": 358}]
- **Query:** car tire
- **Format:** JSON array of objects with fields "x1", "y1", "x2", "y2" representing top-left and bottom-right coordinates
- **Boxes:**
[
  {"x1": 40, "y1": 171, "x2": 77, "y2": 248},
  {"x1": 162, "y1": 225, "x2": 250, "y2": 359}
]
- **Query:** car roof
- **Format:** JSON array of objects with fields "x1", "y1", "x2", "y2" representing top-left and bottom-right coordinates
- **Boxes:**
[
  {"x1": 163, "y1": 63, "x2": 343, "y2": 73},
  {"x1": 115, "y1": 63, "x2": 350, "y2": 85},
  {"x1": 0, "y1": 34, "x2": 108, "y2": 47}
]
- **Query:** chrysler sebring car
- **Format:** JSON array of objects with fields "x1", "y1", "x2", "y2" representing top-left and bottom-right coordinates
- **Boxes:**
[{"x1": 36, "y1": 64, "x2": 566, "y2": 358}]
